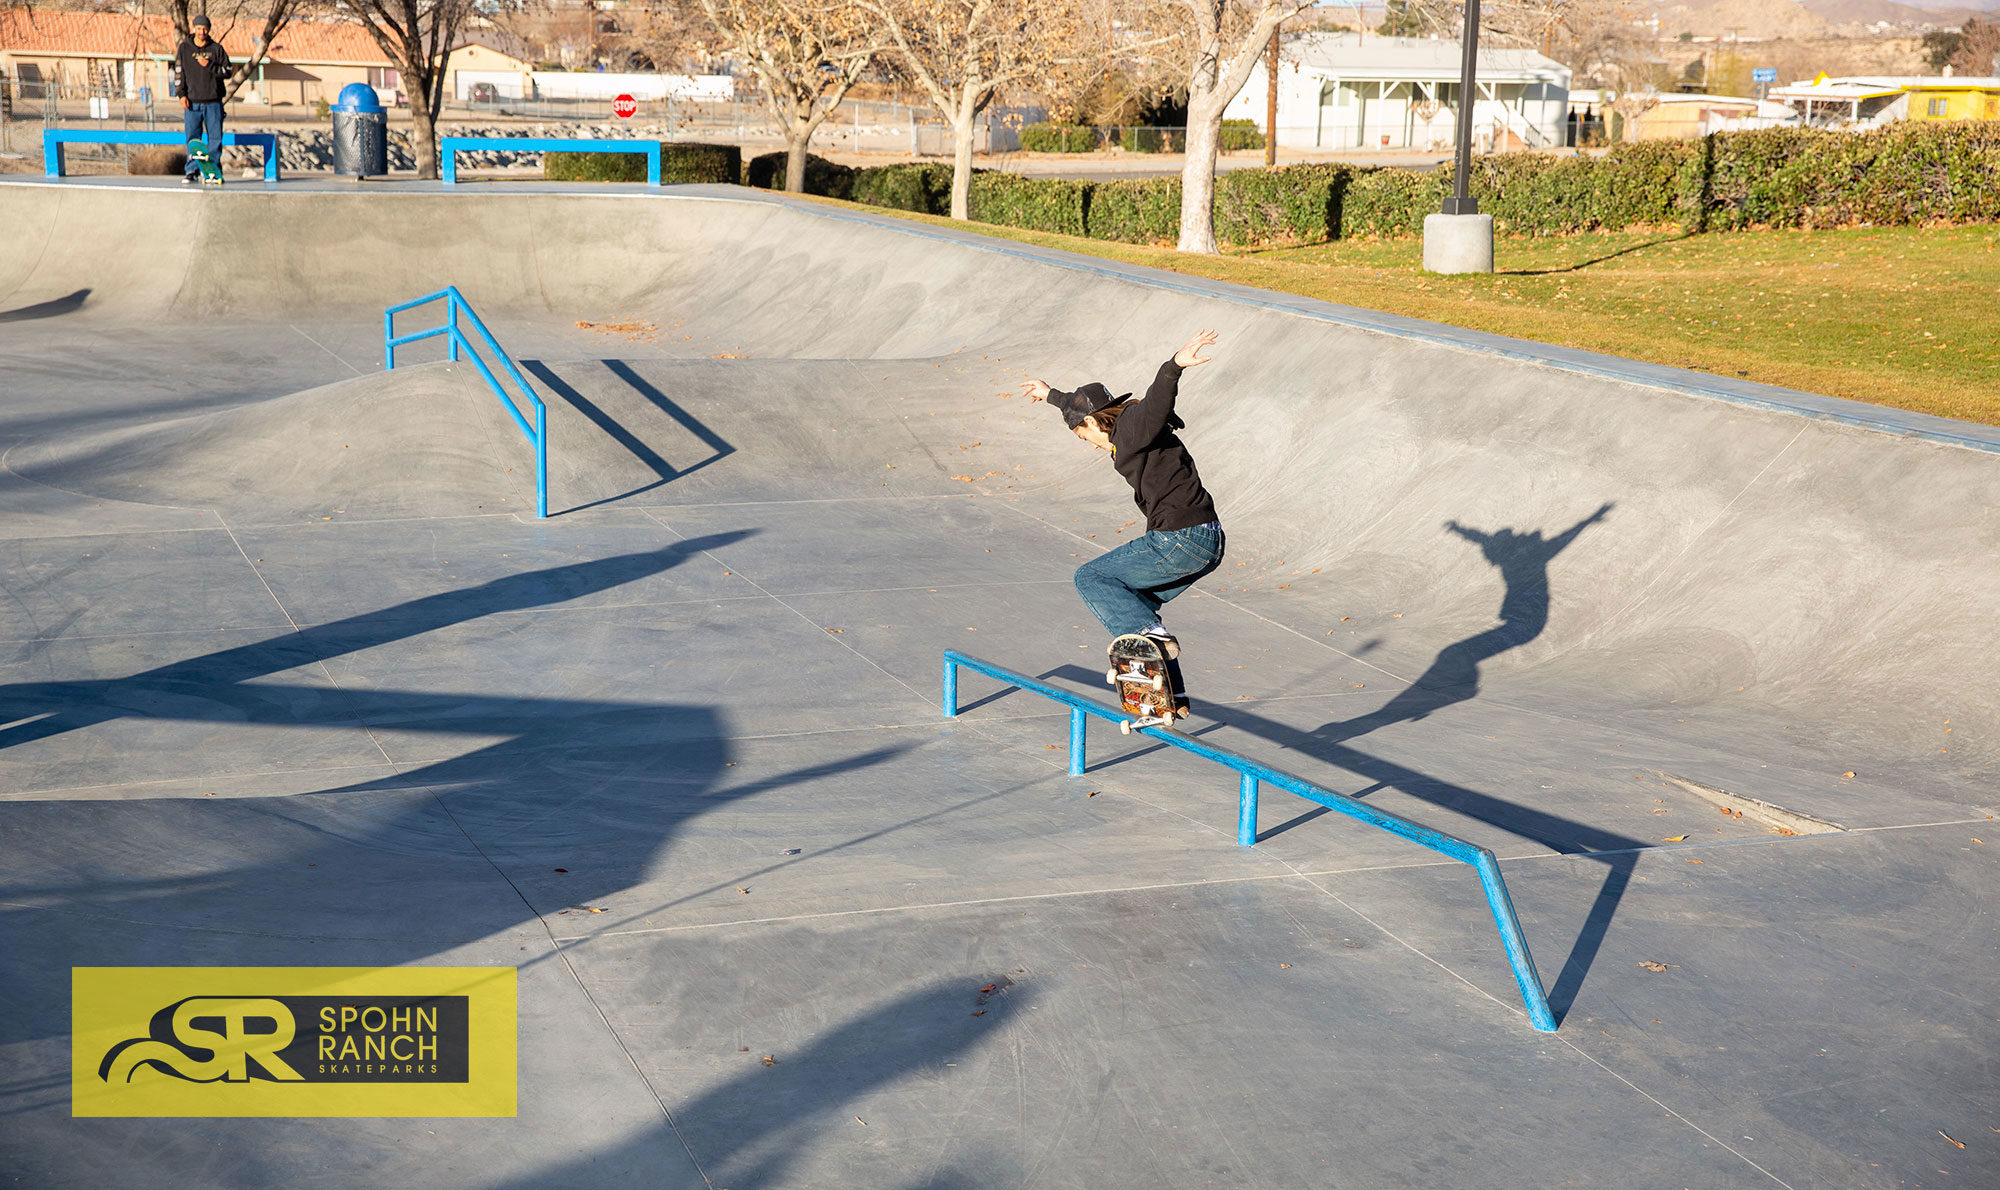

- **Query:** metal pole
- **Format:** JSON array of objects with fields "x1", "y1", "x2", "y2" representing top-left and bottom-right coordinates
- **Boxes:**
[
  {"x1": 1473, "y1": 850, "x2": 1557, "y2": 1032},
  {"x1": 1069, "y1": 707, "x2": 1086, "y2": 777},
  {"x1": 941, "y1": 657, "x2": 958, "y2": 718},
  {"x1": 535, "y1": 402, "x2": 547, "y2": 519},
  {"x1": 1445, "y1": 0, "x2": 1481, "y2": 214},
  {"x1": 1238, "y1": 773, "x2": 1259, "y2": 845}
]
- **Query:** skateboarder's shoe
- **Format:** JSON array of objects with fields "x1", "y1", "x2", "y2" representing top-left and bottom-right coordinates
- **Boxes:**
[{"x1": 1139, "y1": 623, "x2": 1180, "y2": 659}]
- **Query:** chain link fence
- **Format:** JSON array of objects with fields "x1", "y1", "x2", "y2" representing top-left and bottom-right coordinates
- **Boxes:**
[{"x1": 1, "y1": 77, "x2": 172, "y2": 165}]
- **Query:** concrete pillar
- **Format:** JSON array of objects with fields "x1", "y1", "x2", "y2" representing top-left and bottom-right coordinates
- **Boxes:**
[{"x1": 1423, "y1": 213, "x2": 1494, "y2": 274}]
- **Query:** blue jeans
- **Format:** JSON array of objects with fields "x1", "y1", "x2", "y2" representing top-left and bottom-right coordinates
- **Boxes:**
[
  {"x1": 183, "y1": 101, "x2": 224, "y2": 175},
  {"x1": 1073, "y1": 522, "x2": 1225, "y2": 637}
]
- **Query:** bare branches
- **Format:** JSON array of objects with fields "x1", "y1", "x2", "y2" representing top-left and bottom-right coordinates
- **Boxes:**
[
  {"x1": 695, "y1": 0, "x2": 883, "y2": 191},
  {"x1": 340, "y1": 0, "x2": 477, "y2": 178},
  {"x1": 867, "y1": 0, "x2": 1115, "y2": 218}
]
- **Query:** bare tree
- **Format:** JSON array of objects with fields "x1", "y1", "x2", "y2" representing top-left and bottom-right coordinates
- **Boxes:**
[
  {"x1": 866, "y1": 0, "x2": 1111, "y2": 220},
  {"x1": 695, "y1": 0, "x2": 881, "y2": 194},
  {"x1": 341, "y1": 0, "x2": 477, "y2": 179},
  {"x1": 1138, "y1": 0, "x2": 1310, "y2": 254},
  {"x1": 1948, "y1": 17, "x2": 2000, "y2": 77}
]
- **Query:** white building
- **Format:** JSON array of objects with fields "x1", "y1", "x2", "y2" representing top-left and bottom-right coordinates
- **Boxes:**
[{"x1": 1226, "y1": 32, "x2": 1570, "y2": 152}]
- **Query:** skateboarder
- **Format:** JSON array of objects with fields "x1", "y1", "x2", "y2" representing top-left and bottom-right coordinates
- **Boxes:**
[
  {"x1": 1021, "y1": 329, "x2": 1226, "y2": 661},
  {"x1": 174, "y1": 15, "x2": 232, "y2": 185}
]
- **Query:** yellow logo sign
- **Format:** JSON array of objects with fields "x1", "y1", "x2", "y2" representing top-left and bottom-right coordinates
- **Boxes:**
[{"x1": 74, "y1": 968, "x2": 515, "y2": 1117}]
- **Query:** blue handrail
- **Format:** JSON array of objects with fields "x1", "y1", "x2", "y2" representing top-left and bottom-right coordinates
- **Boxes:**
[
  {"x1": 941, "y1": 649, "x2": 1558, "y2": 1032},
  {"x1": 383, "y1": 286, "x2": 548, "y2": 518}
]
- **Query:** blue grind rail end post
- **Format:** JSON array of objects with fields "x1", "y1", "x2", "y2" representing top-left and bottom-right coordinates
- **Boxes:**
[
  {"x1": 647, "y1": 144, "x2": 661, "y2": 186},
  {"x1": 941, "y1": 656, "x2": 958, "y2": 718},
  {"x1": 384, "y1": 308, "x2": 395, "y2": 371},
  {"x1": 1473, "y1": 849, "x2": 1558, "y2": 1032},
  {"x1": 535, "y1": 402, "x2": 548, "y2": 519},
  {"x1": 1069, "y1": 707, "x2": 1087, "y2": 777}
]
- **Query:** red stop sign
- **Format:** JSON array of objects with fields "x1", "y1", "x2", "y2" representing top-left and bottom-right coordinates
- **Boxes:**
[{"x1": 612, "y1": 94, "x2": 637, "y2": 119}]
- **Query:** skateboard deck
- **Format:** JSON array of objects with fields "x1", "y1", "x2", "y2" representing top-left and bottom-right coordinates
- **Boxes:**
[
  {"x1": 187, "y1": 138, "x2": 223, "y2": 186},
  {"x1": 1108, "y1": 633, "x2": 1189, "y2": 733}
]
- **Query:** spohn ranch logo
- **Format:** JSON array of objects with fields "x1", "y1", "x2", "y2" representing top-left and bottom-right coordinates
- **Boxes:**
[{"x1": 73, "y1": 968, "x2": 515, "y2": 1117}]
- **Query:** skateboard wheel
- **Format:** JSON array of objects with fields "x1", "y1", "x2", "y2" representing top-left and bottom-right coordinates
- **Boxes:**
[{"x1": 1119, "y1": 721, "x2": 1132, "y2": 735}]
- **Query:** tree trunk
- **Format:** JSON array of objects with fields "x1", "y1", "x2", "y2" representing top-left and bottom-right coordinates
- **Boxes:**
[
  {"x1": 408, "y1": 77, "x2": 439, "y2": 180},
  {"x1": 1177, "y1": 91, "x2": 1226, "y2": 253},
  {"x1": 949, "y1": 94, "x2": 978, "y2": 220},
  {"x1": 786, "y1": 133, "x2": 809, "y2": 192}
]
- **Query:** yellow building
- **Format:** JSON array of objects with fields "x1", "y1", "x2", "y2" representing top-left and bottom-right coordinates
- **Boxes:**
[
  {"x1": 1902, "y1": 81, "x2": 2000, "y2": 121},
  {"x1": 1770, "y1": 75, "x2": 2000, "y2": 128}
]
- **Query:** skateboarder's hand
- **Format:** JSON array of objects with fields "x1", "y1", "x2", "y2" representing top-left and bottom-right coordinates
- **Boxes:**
[
  {"x1": 1174, "y1": 329, "x2": 1218, "y2": 368},
  {"x1": 180, "y1": 96, "x2": 190, "y2": 110},
  {"x1": 1020, "y1": 379, "x2": 1050, "y2": 402}
]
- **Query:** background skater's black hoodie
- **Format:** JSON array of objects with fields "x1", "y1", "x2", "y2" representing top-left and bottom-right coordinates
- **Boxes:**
[{"x1": 175, "y1": 36, "x2": 232, "y2": 104}]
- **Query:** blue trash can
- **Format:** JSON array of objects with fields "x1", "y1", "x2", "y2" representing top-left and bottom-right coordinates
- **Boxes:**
[{"x1": 331, "y1": 82, "x2": 387, "y2": 178}]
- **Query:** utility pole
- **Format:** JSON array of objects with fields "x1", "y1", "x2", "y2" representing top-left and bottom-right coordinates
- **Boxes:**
[{"x1": 1265, "y1": 29, "x2": 1279, "y2": 167}]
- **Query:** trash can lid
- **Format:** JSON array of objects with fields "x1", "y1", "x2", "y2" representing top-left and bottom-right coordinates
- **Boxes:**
[{"x1": 333, "y1": 83, "x2": 383, "y2": 113}]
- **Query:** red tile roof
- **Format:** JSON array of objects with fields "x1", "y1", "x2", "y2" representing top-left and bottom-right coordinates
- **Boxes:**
[{"x1": 0, "y1": 11, "x2": 392, "y2": 66}]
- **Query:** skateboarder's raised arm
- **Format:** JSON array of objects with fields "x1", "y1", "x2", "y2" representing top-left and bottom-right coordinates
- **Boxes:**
[{"x1": 1114, "y1": 331, "x2": 1218, "y2": 449}]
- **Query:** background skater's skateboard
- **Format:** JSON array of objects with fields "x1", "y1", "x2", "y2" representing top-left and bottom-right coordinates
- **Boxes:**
[
  {"x1": 187, "y1": 138, "x2": 223, "y2": 186},
  {"x1": 1108, "y1": 633, "x2": 1189, "y2": 733}
]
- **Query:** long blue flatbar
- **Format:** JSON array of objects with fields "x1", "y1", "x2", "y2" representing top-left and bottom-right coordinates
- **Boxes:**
[
  {"x1": 940, "y1": 649, "x2": 1558, "y2": 1032},
  {"x1": 43, "y1": 129, "x2": 280, "y2": 181},
  {"x1": 439, "y1": 136, "x2": 661, "y2": 186}
]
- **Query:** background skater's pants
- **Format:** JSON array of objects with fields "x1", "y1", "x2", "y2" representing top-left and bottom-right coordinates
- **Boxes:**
[
  {"x1": 183, "y1": 101, "x2": 224, "y2": 176},
  {"x1": 1074, "y1": 522, "x2": 1225, "y2": 637}
]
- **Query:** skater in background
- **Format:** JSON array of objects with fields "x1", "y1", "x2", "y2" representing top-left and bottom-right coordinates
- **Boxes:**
[
  {"x1": 174, "y1": 15, "x2": 232, "y2": 185},
  {"x1": 1020, "y1": 329, "x2": 1226, "y2": 657}
]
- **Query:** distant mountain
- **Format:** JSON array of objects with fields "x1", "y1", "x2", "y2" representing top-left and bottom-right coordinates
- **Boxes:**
[
  {"x1": 1656, "y1": 0, "x2": 1993, "y2": 34},
  {"x1": 1798, "y1": 0, "x2": 1952, "y2": 23}
]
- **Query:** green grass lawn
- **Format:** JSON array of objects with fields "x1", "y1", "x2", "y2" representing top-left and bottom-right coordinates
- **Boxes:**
[{"x1": 807, "y1": 196, "x2": 2000, "y2": 427}]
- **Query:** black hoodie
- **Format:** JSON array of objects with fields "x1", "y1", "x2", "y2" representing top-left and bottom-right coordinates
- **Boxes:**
[
  {"x1": 1106, "y1": 359, "x2": 1217, "y2": 533},
  {"x1": 175, "y1": 36, "x2": 232, "y2": 104}
]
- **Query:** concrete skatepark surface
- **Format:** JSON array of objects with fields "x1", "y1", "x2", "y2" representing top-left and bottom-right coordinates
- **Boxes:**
[{"x1": 0, "y1": 175, "x2": 1996, "y2": 1188}]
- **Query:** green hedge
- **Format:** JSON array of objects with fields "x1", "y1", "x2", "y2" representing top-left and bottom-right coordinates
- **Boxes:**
[
  {"x1": 659, "y1": 143, "x2": 741, "y2": 185},
  {"x1": 543, "y1": 148, "x2": 651, "y2": 183},
  {"x1": 849, "y1": 162, "x2": 956, "y2": 214},
  {"x1": 832, "y1": 122, "x2": 2000, "y2": 245},
  {"x1": 1020, "y1": 124, "x2": 1098, "y2": 153},
  {"x1": 1088, "y1": 177, "x2": 1181, "y2": 243},
  {"x1": 1218, "y1": 118, "x2": 1265, "y2": 152},
  {"x1": 1215, "y1": 163, "x2": 1352, "y2": 244},
  {"x1": 743, "y1": 149, "x2": 855, "y2": 199},
  {"x1": 967, "y1": 173, "x2": 1090, "y2": 236}
]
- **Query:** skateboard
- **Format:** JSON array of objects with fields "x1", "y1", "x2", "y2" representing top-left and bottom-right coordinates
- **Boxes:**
[
  {"x1": 187, "y1": 137, "x2": 223, "y2": 186},
  {"x1": 1107, "y1": 633, "x2": 1189, "y2": 733}
]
